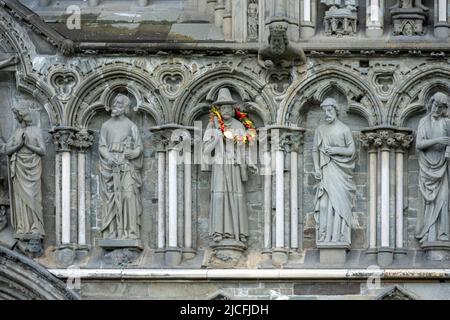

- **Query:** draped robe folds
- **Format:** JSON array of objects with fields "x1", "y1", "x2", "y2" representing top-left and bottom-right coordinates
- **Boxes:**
[
  {"x1": 313, "y1": 120, "x2": 355, "y2": 244},
  {"x1": 7, "y1": 126, "x2": 45, "y2": 239},
  {"x1": 99, "y1": 117, "x2": 143, "y2": 240},
  {"x1": 416, "y1": 115, "x2": 450, "y2": 243},
  {"x1": 202, "y1": 119, "x2": 249, "y2": 242}
]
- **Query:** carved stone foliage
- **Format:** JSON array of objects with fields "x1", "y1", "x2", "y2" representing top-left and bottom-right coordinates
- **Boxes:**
[
  {"x1": 151, "y1": 62, "x2": 192, "y2": 100},
  {"x1": 50, "y1": 126, "x2": 77, "y2": 152},
  {"x1": 72, "y1": 129, "x2": 94, "y2": 152},
  {"x1": 360, "y1": 128, "x2": 414, "y2": 151},
  {"x1": 321, "y1": 0, "x2": 358, "y2": 36}
]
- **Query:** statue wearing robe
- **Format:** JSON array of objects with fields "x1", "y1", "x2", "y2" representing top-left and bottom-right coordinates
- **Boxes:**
[
  {"x1": 313, "y1": 99, "x2": 355, "y2": 245},
  {"x1": 2, "y1": 108, "x2": 45, "y2": 240},
  {"x1": 99, "y1": 95, "x2": 143, "y2": 240},
  {"x1": 416, "y1": 93, "x2": 450, "y2": 243}
]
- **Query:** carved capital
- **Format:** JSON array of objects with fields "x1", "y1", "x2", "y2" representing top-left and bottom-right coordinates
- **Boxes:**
[
  {"x1": 50, "y1": 126, "x2": 78, "y2": 152},
  {"x1": 360, "y1": 127, "x2": 414, "y2": 151},
  {"x1": 72, "y1": 129, "x2": 94, "y2": 152},
  {"x1": 266, "y1": 126, "x2": 306, "y2": 153},
  {"x1": 150, "y1": 124, "x2": 196, "y2": 152}
]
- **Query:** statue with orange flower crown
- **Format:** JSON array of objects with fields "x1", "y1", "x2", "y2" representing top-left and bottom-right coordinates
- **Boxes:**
[{"x1": 202, "y1": 88, "x2": 258, "y2": 251}]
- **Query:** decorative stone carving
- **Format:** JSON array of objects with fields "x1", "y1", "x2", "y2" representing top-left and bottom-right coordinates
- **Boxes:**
[
  {"x1": 98, "y1": 94, "x2": 144, "y2": 250},
  {"x1": 1, "y1": 107, "x2": 46, "y2": 257},
  {"x1": 247, "y1": 0, "x2": 259, "y2": 42},
  {"x1": 390, "y1": 0, "x2": 428, "y2": 36},
  {"x1": 415, "y1": 92, "x2": 450, "y2": 260},
  {"x1": 258, "y1": 22, "x2": 306, "y2": 69},
  {"x1": 0, "y1": 55, "x2": 17, "y2": 70},
  {"x1": 48, "y1": 67, "x2": 79, "y2": 101},
  {"x1": 313, "y1": 98, "x2": 355, "y2": 263},
  {"x1": 72, "y1": 129, "x2": 94, "y2": 152},
  {"x1": 321, "y1": 0, "x2": 358, "y2": 36},
  {"x1": 51, "y1": 127, "x2": 76, "y2": 152},
  {"x1": 202, "y1": 88, "x2": 257, "y2": 265}
]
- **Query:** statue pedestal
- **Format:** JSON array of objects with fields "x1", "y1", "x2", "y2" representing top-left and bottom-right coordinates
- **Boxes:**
[
  {"x1": 391, "y1": 8, "x2": 427, "y2": 36},
  {"x1": 182, "y1": 248, "x2": 196, "y2": 260},
  {"x1": 365, "y1": 248, "x2": 378, "y2": 264},
  {"x1": 98, "y1": 239, "x2": 143, "y2": 250},
  {"x1": 54, "y1": 245, "x2": 76, "y2": 267},
  {"x1": 209, "y1": 239, "x2": 246, "y2": 268},
  {"x1": 317, "y1": 243, "x2": 349, "y2": 264},
  {"x1": 377, "y1": 247, "x2": 394, "y2": 267},
  {"x1": 422, "y1": 241, "x2": 450, "y2": 261},
  {"x1": 165, "y1": 247, "x2": 182, "y2": 266},
  {"x1": 272, "y1": 248, "x2": 289, "y2": 267}
]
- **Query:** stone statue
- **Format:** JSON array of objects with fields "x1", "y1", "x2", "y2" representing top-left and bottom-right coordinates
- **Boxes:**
[
  {"x1": 391, "y1": 0, "x2": 428, "y2": 10},
  {"x1": 313, "y1": 98, "x2": 356, "y2": 245},
  {"x1": 258, "y1": 22, "x2": 306, "y2": 69},
  {"x1": 203, "y1": 88, "x2": 257, "y2": 246},
  {"x1": 99, "y1": 94, "x2": 143, "y2": 241},
  {"x1": 416, "y1": 92, "x2": 450, "y2": 244},
  {"x1": 1, "y1": 107, "x2": 46, "y2": 253}
]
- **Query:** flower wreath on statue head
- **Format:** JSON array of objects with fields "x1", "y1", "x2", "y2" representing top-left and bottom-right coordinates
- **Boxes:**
[{"x1": 210, "y1": 105, "x2": 257, "y2": 144}]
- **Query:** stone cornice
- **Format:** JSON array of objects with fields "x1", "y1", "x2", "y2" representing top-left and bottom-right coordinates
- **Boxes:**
[{"x1": 49, "y1": 268, "x2": 450, "y2": 281}]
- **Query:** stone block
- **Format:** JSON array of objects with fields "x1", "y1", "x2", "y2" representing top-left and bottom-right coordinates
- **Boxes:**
[{"x1": 294, "y1": 282, "x2": 360, "y2": 295}]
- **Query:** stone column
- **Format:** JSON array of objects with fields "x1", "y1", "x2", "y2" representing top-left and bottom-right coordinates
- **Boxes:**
[
  {"x1": 39, "y1": 0, "x2": 51, "y2": 6},
  {"x1": 435, "y1": 0, "x2": 449, "y2": 38},
  {"x1": 392, "y1": 131, "x2": 414, "y2": 257},
  {"x1": 150, "y1": 125, "x2": 196, "y2": 266},
  {"x1": 138, "y1": 0, "x2": 149, "y2": 6},
  {"x1": 300, "y1": 0, "x2": 316, "y2": 38},
  {"x1": 223, "y1": 0, "x2": 233, "y2": 40},
  {"x1": 360, "y1": 133, "x2": 378, "y2": 257},
  {"x1": 361, "y1": 127, "x2": 413, "y2": 266},
  {"x1": 155, "y1": 138, "x2": 167, "y2": 252},
  {"x1": 88, "y1": 0, "x2": 100, "y2": 7},
  {"x1": 290, "y1": 135, "x2": 303, "y2": 250},
  {"x1": 366, "y1": 0, "x2": 384, "y2": 38},
  {"x1": 207, "y1": 0, "x2": 218, "y2": 22},
  {"x1": 269, "y1": 126, "x2": 305, "y2": 266},
  {"x1": 50, "y1": 126, "x2": 77, "y2": 265},
  {"x1": 72, "y1": 130, "x2": 94, "y2": 253},
  {"x1": 215, "y1": 0, "x2": 225, "y2": 27},
  {"x1": 167, "y1": 139, "x2": 180, "y2": 264}
]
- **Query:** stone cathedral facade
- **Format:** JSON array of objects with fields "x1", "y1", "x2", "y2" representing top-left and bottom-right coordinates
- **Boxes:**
[{"x1": 0, "y1": 0, "x2": 450, "y2": 300}]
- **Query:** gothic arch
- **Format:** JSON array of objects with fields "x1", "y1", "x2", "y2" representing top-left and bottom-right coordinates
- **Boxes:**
[
  {"x1": 0, "y1": 8, "x2": 63, "y2": 126},
  {"x1": 0, "y1": 246, "x2": 80, "y2": 300},
  {"x1": 65, "y1": 62, "x2": 169, "y2": 128},
  {"x1": 173, "y1": 67, "x2": 275, "y2": 126},
  {"x1": 280, "y1": 66, "x2": 383, "y2": 127},
  {"x1": 387, "y1": 65, "x2": 450, "y2": 126}
]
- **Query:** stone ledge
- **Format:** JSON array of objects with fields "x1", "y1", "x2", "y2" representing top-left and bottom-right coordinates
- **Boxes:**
[{"x1": 49, "y1": 268, "x2": 450, "y2": 280}]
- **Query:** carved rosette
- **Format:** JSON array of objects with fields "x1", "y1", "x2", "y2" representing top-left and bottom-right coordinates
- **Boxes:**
[
  {"x1": 72, "y1": 130, "x2": 94, "y2": 153},
  {"x1": 50, "y1": 126, "x2": 78, "y2": 153},
  {"x1": 360, "y1": 127, "x2": 414, "y2": 152}
]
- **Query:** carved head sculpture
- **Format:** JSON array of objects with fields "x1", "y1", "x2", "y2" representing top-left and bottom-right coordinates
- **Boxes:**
[
  {"x1": 214, "y1": 88, "x2": 237, "y2": 121},
  {"x1": 111, "y1": 94, "x2": 131, "y2": 118},
  {"x1": 320, "y1": 97, "x2": 339, "y2": 124},
  {"x1": 268, "y1": 23, "x2": 289, "y2": 56},
  {"x1": 428, "y1": 92, "x2": 449, "y2": 119},
  {"x1": 12, "y1": 107, "x2": 33, "y2": 127}
]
